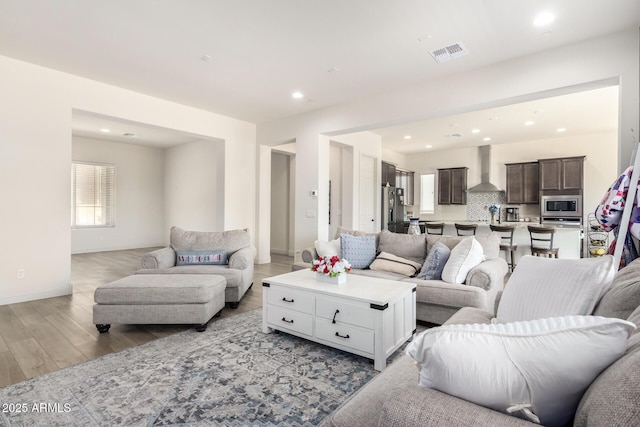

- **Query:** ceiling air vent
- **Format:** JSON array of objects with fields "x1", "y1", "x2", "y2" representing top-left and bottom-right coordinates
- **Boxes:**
[{"x1": 430, "y1": 42, "x2": 468, "y2": 63}]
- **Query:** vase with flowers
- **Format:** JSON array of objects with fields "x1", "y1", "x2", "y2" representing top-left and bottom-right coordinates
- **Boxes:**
[
  {"x1": 312, "y1": 255, "x2": 351, "y2": 285},
  {"x1": 488, "y1": 204, "x2": 501, "y2": 224}
]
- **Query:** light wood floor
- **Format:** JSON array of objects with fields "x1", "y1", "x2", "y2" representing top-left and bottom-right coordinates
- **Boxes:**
[{"x1": 0, "y1": 248, "x2": 293, "y2": 388}]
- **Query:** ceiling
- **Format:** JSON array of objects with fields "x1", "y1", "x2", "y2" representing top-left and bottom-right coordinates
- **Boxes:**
[
  {"x1": 373, "y1": 85, "x2": 619, "y2": 153},
  {"x1": 1, "y1": 0, "x2": 638, "y2": 128}
]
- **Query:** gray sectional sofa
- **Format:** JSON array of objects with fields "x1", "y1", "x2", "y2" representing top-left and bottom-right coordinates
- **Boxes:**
[
  {"x1": 138, "y1": 226, "x2": 256, "y2": 308},
  {"x1": 323, "y1": 257, "x2": 640, "y2": 427},
  {"x1": 294, "y1": 228, "x2": 509, "y2": 324}
]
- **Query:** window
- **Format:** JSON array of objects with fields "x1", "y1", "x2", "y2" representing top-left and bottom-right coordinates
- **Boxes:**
[
  {"x1": 420, "y1": 173, "x2": 435, "y2": 214},
  {"x1": 71, "y1": 162, "x2": 115, "y2": 228}
]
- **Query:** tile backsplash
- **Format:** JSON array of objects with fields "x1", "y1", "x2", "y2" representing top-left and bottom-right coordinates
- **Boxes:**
[{"x1": 467, "y1": 192, "x2": 506, "y2": 222}]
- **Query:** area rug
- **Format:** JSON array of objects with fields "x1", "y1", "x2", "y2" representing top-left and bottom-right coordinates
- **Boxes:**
[{"x1": 0, "y1": 309, "x2": 415, "y2": 426}]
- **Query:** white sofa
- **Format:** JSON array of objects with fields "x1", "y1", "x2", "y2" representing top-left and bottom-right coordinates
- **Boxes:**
[
  {"x1": 138, "y1": 226, "x2": 256, "y2": 308},
  {"x1": 293, "y1": 228, "x2": 508, "y2": 324}
]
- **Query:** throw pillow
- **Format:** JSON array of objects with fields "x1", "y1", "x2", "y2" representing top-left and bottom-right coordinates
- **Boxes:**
[
  {"x1": 340, "y1": 234, "x2": 376, "y2": 269},
  {"x1": 427, "y1": 233, "x2": 500, "y2": 260},
  {"x1": 176, "y1": 250, "x2": 227, "y2": 265},
  {"x1": 440, "y1": 237, "x2": 484, "y2": 284},
  {"x1": 314, "y1": 239, "x2": 341, "y2": 258},
  {"x1": 496, "y1": 255, "x2": 616, "y2": 323},
  {"x1": 369, "y1": 252, "x2": 422, "y2": 276},
  {"x1": 416, "y1": 241, "x2": 451, "y2": 280},
  {"x1": 406, "y1": 315, "x2": 635, "y2": 427},
  {"x1": 378, "y1": 230, "x2": 426, "y2": 264}
]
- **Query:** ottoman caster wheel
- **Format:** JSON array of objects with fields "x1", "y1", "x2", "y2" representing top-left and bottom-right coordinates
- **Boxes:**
[
  {"x1": 96, "y1": 324, "x2": 111, "y2": 333},
  {"x1": 229, "y1": 302, "x2": 240, "y2": 309},
  {"x1": 195, "y1": 324, "x2": 207, "y2": 332}
]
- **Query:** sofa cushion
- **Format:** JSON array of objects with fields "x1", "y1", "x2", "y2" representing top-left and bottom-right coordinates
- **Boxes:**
[
  {"x1": 496, "y1": 255, "x2": 616, "y2": 323},
  {"x1": 369, "y1": 252, "x2": 422, "y2": 276},
  {"x1": 574, "y1": 304, "x2": 640, "y2": 427},
  {"x1": 593, "y1": 257, "x2": 640, "y2": 320},
  {"x1": 176, "y1": 250, "x2": 227, "y2": 266},
  {"x1": 170, "y1": 226, "x2": 250, "y2": 256},
  {"x1": 335, "y1": 226, "x2": 380, "y2": 248},
  {"x1": 417, "y1": 241, "x2": 450, "y2": 280},
  {"x1": 441, "y1": 237, "x2": 484, "y2": 284},
  {"x1": 136, "y1": 265, "x2": 243, "y2": 288},
  {"x1": 427, "y1": 233, "x2": 500, "y2": 260},
  {"x1": 340, "y1": 234, "x2": 376, "y2": 269},
  {"x1": 406, "y1": 315, "x2": 635, "y2": 427},
  {"x1": 378, "y1": 229, "x2": 426, "y2": 264},
  {"x1": 314, "y1": 239, "x2": 340, "y2": 258}
]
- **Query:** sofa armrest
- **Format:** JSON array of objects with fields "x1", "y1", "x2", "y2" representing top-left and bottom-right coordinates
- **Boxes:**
[
  {"x1": 301, "y1": 246, "x2": 318, "y2": 263},
  {"x1": 466, "y1": 258, "x2": 508, "y2": 291},
  {"x1": 229, "y1": 246, "x2": 256, "y2": 270},
  {"x1": 140, "y1": 247, "x2": 176, "y2": 269},
  {"x1": 379, "y1": 385, "x2": 535, "y2": 427}
]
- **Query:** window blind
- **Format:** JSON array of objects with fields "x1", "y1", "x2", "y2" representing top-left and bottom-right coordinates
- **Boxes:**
[{"x1": 71, "y1": 162, "x2": 116, "y2": 228}]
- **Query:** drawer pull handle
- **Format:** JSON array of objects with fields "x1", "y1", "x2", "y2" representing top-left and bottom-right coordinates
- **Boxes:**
[
  {"x1": 332, "y1": 309, "x2": 340, "y2": 324},
  {"x1": 335, "y1": 332, "x2": 350, "y2": 339},
  {"x1": 282, "y1": 297, "x2": 294, "y2": 303},
  {"x1": 281, "y1": 317, "x2": 294, "y2": 324}
]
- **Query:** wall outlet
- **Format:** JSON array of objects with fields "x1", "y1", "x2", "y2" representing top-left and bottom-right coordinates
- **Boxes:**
[{"x1": 17, "y1": 269, "x2": 25, "y2": 279}]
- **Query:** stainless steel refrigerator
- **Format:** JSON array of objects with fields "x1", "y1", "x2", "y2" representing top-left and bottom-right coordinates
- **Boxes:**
[{"x1": 382, "y1": 186, "x2": 404, "y2": 233}]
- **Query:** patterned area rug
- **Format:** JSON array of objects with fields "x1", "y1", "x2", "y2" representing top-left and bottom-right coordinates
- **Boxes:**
[{"x1": 0, "y1": 309, "x2": 414, "y2": 426}]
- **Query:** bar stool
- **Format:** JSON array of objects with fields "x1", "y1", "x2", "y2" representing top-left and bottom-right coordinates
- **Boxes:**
[
  {"x1": 490, "y1": 224, "x2": 518, "y2": 272},
  {"x1": 425, "y1": 222, "x2": 444, "y2": 235},
  {"x1": 455, "y1": 223, "x2": 477, "y2": 236},
  {"x1": 528, "y1": 225, "x2": 559, "y2": 258}
]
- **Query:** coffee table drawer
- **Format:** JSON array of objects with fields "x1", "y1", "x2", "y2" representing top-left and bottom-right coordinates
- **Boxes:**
[
  {"x1": 316, "y1": 318, "x2": 374, "y2": 354},
  {"x1": 316, "y1": 298, "x2": 373, "y2": 329},
  {"x1": 267, "y1": 286, "x2": 315, "y2": 314},
  {"x1": 267, "y1": 306, "x2": 313, "y2": 336}
]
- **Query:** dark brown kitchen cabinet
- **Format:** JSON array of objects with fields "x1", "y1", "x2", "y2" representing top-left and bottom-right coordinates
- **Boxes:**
[
  {"x1": 438, "y1": 167, "x2": 467, "y2": 205},
  {"x1": 381, "y1": 161, "x2": 396, "y2": 187},
  {"x1": 539, "y1": 156, "x2": 585, "y2": 192},
  {"x1": 506, "y1": 162, "x2": 539, "y2": 204}
]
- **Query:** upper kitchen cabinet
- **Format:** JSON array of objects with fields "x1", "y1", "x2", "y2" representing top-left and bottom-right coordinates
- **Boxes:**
[
  {"x1": 438, "y1": 167, "x2": 467, "y2": 205},
  {"x1": 381, "y1": 161, "x2": 396, "y2": 187},
  {"x1": 505, "y1": 162, "x2": 539, "y2": 204},
  {"x1": 539, "y1": 156, "x2": 585, "y2": 192},
  {"x1": 396, "y1": 169, "x2": 415, "y2": 205}
]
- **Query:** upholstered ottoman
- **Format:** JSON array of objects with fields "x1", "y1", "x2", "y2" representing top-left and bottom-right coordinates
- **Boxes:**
[{"x1": 93, "y1": 274, "x2": 226, "y2": 333}]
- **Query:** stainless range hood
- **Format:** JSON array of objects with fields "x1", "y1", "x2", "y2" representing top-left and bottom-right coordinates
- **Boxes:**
[{"x1": 467, "y1": 145, "x2": 503, "y2": 192}]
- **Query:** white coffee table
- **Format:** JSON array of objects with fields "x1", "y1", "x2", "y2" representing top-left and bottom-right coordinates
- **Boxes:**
[{"x1": 262, "y1": 269, "x2": 416, "y2": 371}]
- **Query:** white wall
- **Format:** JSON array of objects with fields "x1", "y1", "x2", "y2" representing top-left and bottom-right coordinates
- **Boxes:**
[
  {"x1": 257, "y1": 29, "x2": 639, "y2": 255},
  {"x1": 405, "y1": 131, "x2": 618, "y2": 223},
  {"x1": 71, "y1": 136, "x2": 165, "y2": 253},
  {"x1": 165, "y1": 140, "x2": 225, "y2": 240},
  {"x1": 0, "y1": 54, "x2": 256, "y2": 305}
]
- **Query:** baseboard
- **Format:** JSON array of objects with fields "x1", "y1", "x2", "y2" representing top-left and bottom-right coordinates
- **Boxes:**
[
  {"x1": 0, "y1": 286, "x2": 72, "y2": 306},
  {"x1": 270, "y1": 248, "x2": 289, "y2": 256},
  {"x1": 71, "y1": 243, "x2": 164, "y2": 255}
]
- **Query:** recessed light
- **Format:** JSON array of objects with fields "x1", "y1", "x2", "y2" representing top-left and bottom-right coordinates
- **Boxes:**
[
  {"x1": 200, "y1": 54, "x2": 213, "y2": 62},
  {"x1": 404, "y1": 135, "x2": 412, "y2": 140},
  {"x1": 525, "y1": 120, "x2": 535, "y2": 126},
  {"x1": 447, "y1": 133, "x2": 463, "y2": 138},
  {"x1": 483, "y1": 137, "x2": 492, "y2": 142},
  {"x1": 533, "y1": 11, "x2": 555, "y2": 27},
  {"x1": 425, "y1": 144, "x2": 433, "y2": 149},
  {"x1": 327, "y1": 66, "x2": 340, "y2": 73},
  {"x1": 557, "y1": 128, "x2": 567, "y2": 133},
  {"x1": 292, "y1": 92, "x2": 304, "y2": 99},
  {"x1": 100, "y1": 128, "x2": 110, "y2": 133},
  {"x1": 471, "y1": 129, "x2": 480, "y2": 134}
]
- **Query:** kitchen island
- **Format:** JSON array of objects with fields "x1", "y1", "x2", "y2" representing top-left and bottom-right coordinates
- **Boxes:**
[{"x1": 419, "y1": 220, "x2": 583, "y2": 264}]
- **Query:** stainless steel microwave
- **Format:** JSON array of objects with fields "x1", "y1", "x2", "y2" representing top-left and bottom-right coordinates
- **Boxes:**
[{"x1": 540, "y1": 195, "x2": 582, "y2": 217}]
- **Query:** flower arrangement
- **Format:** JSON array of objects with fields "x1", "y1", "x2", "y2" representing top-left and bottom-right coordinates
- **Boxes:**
[
  {"x1": 312, "y1": 256, "x2": 351, "y2": 277},
  {"x1": 488, "y1": 204, "x2": 501, "y2": 214}
]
